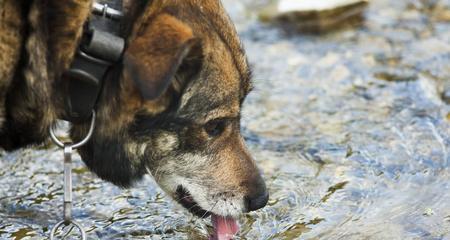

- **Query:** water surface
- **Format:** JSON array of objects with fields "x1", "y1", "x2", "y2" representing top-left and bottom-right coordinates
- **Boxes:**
[{"x1": 1, "y1": 0, "x2": 450, "y2": 239}]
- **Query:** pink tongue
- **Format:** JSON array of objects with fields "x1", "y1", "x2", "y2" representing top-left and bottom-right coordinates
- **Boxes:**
[{"x1": 209, "y1": 214, "x2": 239, "y2": 240}]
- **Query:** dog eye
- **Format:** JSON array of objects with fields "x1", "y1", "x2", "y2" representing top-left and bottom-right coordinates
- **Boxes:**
[{"x1": 204, "y1": 119, "x2": 227, "y2": 137}]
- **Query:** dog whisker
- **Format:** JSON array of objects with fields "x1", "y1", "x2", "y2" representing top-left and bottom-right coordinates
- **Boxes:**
[
  {"x1": 204, "y1": 200, "x2": 219, "y2": 218},
  {"x1": 222, "y1": 214, "x2": 232, "y2": 236},
  {"x1": 186, "y1": 203, "x2": 201, "y2": 212},
  {"x1": 176, "y1": 194, "x2": 194, "y2": 202},
  {"x1": 151, "y1": 165, "x2": 163, "y2": 180},
  {"x1": 195, "y1": 200, "x2": 217, "y2": 225},
  {"x1": 192, "y1": 200, "x2": 219, "y2": 227}
]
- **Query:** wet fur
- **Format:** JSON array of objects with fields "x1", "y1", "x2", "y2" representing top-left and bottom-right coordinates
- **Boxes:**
[{"x1": 0, "y1": 0, "x2": 265, "y2": 218}]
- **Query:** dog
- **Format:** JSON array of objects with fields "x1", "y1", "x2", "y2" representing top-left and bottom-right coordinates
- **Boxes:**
[{"x1": 0, "y1": 0, "x2": 268, "y2": 238}]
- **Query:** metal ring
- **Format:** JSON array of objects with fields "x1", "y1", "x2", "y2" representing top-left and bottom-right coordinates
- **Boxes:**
[
  {"x1": 49, "y1": 110, "x2": 96, "y2": 149},
  {"x1": 50, "y1": 220, "x2": 86, "y2": 240}
]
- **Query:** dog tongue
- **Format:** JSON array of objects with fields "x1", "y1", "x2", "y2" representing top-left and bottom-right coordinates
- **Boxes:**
[{"x1": 209, "y1": 214, "x2": 239, "y2": 240}]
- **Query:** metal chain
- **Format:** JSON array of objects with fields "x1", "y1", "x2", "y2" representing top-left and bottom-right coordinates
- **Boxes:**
[
  {"x1": 63, "y1": 145, "x2": 73, "y2": 224},
  {"x1": 49, "y1": 111, "x2": 95, "y2": 240}
]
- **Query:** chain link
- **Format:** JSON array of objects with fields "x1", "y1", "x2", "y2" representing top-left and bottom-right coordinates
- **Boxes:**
[{"x1": 49, "y1": 111, "x2": 95, "y2": 240}]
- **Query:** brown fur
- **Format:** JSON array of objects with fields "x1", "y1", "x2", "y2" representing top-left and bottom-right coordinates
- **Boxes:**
[
  {"x1": 0, "y1": 0, "x2": 26, "y2": 126},
  {"x1": 0, "y1": 0, "x2": 92, "y2": 148},
  {"x1": 1, "y1": 0, "x2": 267, "y2": 219}
]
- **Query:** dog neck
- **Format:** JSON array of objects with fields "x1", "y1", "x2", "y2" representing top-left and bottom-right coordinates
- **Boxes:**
[{"x1": 0, "y1": 0, "x2": 153, "y2": 150}]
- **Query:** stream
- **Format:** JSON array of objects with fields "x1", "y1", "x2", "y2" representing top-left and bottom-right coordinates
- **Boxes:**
[{"x1": 1, "y1": 0, "x2": 450, "y2": 239}]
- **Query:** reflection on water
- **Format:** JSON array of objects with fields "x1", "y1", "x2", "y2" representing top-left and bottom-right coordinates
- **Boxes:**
[{"x1": 1, "y1": 0, "x2": 450, "y2": 239}]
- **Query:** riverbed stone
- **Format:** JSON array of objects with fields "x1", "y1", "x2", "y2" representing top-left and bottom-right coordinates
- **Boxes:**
[
  {"x1": 259, "y1": 0, "x2": 369, "y2": 33},
  {"x1": 442, "y1": 85, "x2": 450, "y2": 104}
]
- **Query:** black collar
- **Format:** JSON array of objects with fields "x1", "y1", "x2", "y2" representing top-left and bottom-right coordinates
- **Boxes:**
[{"x1": 62, "y1": 0, "x2": 125, "y2": 123}]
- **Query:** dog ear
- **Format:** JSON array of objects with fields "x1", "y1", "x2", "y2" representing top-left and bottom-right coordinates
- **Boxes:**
[{"x1": 123, "y1": 14, "x2": 200, "y2": 100}]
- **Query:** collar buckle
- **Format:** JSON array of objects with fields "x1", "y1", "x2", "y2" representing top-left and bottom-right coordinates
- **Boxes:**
[
  {"x1": 62, "y1": 1, "x2": 125, "y2": 123},
  {"x1": 92, "y1": 2, "x2": 124, "y2": 20}
]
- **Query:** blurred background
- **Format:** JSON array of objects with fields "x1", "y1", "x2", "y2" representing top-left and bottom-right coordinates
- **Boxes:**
[{"x1": 1, "y1": 0, "x2": 450, "y2": 239}]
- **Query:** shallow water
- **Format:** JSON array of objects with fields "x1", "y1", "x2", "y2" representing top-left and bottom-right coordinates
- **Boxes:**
[{"x1": 1, "y1": 0, "x2": 450, "y2": 239}]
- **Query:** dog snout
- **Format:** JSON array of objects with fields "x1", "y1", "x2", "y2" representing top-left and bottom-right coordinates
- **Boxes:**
[
  {"x1": 245, "y1": 190, "x2": 269, "y2": 212},
  {"x1": 243, "y1": 175, "x2": 269, "y2": 212}
]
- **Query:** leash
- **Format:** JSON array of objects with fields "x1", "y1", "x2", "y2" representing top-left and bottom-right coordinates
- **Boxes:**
[
  {"x1": 49, "y1": 111, "x2": 95, "y2": 240},
  {"x1": 50, "y1": 0, "x2": 125, "y2": 239}
]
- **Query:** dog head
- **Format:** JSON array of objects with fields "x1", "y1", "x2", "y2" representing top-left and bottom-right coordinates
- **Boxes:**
[{"x1": 72, "y1": 0, "x2": 268, "y2": 218}]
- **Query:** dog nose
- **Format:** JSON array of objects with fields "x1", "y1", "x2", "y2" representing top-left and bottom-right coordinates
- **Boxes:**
[
  {"x1": 244, "y1": 175, "x2": 269, "y2": 212},
  {"x1": 245, "y1": 191, "x2": 269, "y2": 212}
]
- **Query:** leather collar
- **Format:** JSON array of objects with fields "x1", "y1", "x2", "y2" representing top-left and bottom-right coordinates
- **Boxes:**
[{"x1": 62, "y1": 0, "x2": 125, "y2": 123}]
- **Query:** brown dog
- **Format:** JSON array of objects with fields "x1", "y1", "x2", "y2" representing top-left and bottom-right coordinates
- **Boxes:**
[{"x1": 0, "y1": 0, "x2": 268, "y2": 237}]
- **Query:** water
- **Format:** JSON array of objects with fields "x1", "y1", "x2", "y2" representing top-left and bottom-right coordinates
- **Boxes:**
[{"x1": 1, "y1": 0, "x2": 450, "y2": 239}]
